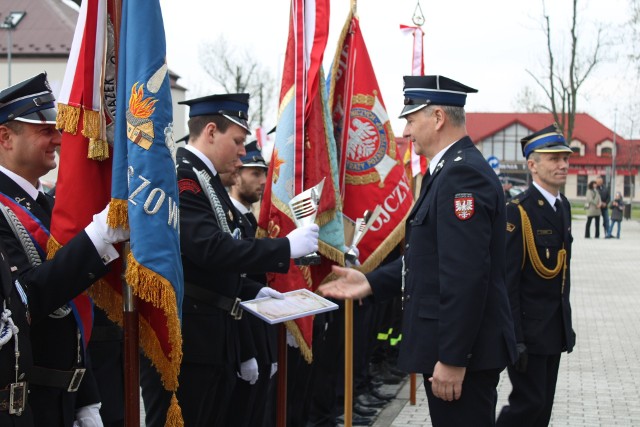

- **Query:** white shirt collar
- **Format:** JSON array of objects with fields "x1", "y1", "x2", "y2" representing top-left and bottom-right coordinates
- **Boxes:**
[
  {"x1": 428, "y1": 140, "x2": 457, "y2": 175},
  {"x1": 230, "y1": 195, "x2": 250, "y2": 215},
  {"x1": 184, "y1": 144, "x2": 218, "y2": 177},
  {"x1": 0, "y1": 165, "x2": 44, "y2": 200},
  {"x1": 532, "y1": 181, "x2": 561, "y2": 210}
]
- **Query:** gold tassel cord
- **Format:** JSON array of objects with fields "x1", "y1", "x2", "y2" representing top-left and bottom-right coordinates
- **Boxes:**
[
  {"x1": 164, "y1": 394, "x2": 184, "y2": 427},
  {"x1": 517, "y1": 205, "x2": 566, "y2": 280},
  {"x1": 81, "y1": 109, "x2": 101, "y2": 140},
  {"x1": 55, "y1": 104, "x2": 81, "y2": 134},
  {"x1": 88, "y1": 139, "x2": 110, "y2": 161},
  {"x1": 107, "y1": 198, "x2": 129, "y2": 230}
]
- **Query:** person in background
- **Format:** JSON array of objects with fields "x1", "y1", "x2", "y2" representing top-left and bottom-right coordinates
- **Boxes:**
[
  {"x1": 585, "y1": 181, "x2": 601, "y2": 238},
  {"x1": 496, "y1": 124, "x2": 575, "y2": 427},
  {"x1": 596, "y1": 177, "x2": 610, "y2": 237},
  {"x1": 607, "y1": 191, "x2": 624, "y2": 239}
]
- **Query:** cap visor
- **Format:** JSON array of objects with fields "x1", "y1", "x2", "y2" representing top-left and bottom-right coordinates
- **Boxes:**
[
  {"x1": 241, "y1": 162, "x2": 268, "y2": 169},
  {"x1": 14, "y1": 107, "x2": 58, "y2": 125},
  {"x1": 223, "y1": 115, "x2": 251, "y2": 134},
  {"x1": 399, "y1": 103, "x2": 428, "y2": 118},
  {"x1": 534, "y1": 145, "x2": 573, "y2": 154}
]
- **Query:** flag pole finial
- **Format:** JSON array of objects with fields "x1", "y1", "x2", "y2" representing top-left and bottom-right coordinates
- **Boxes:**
[{"x1": 412, "y1": 0, "x2": 425, "y2": 26}]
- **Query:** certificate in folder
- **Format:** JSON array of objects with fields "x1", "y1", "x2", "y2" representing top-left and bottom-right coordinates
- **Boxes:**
[{"x1": 240, "y1": 288, "x2": 338, "y2": 324}]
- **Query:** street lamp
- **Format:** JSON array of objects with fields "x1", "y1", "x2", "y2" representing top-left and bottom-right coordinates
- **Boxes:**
[{"x1": 1, "y1": 11, "x2": 27, "y2": 86}]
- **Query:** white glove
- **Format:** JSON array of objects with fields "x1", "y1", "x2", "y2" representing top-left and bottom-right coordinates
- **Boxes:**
[
  {"x1": 238, "y1": 358, "x2": 259, "y2": 384},
  {"x1": 256, "y1": 287, "x2": 284, "y2": 300},
  {"x1": 287, "y1": 224, "x2": 319, "y2": 258},
  {"x1": 74, "y1": 403, "x2": 103, "y2": 427},
  {"x1": 270, "y1": 362, "x2": 278, "y2": 378},
  {"x1": 286, "y1": 330, "x2": 299, "y2": 348},
  {"x1": 86, "y1": 205, "x2": 129, "y2": 244}
]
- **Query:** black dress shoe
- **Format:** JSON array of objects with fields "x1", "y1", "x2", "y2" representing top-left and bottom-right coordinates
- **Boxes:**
[
  {"x1": 356, "y1": 393, "x2": 387, "y2": 408},
  {"x1": 336, "y1": 413, "x2": 373, "y2": 426},
  {"x1": 353, "y1": 403, "x2": 377, "y2": 417},
  {"x1": 370, "y1": 386, "x2": 395, "y2": 401}
]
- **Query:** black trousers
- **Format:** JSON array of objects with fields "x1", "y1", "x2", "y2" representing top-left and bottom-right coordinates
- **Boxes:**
[
  {"x1": 424, "y1": 368, "x2": 501, "y2": 427},
  {"x1": 225, "y1": 364, "x2": 275, "y2": 427},
  {"x1": 496, "y1": 353, "x2": 561, "y2": 427}
]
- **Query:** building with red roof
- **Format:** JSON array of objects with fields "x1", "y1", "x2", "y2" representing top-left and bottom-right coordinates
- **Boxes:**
[{"x1": 465, "y1": 112, "x2": 639, "y2": 202}]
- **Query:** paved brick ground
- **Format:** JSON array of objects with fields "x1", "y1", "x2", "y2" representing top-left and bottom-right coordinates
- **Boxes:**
[{"x1": 372, "y1": 217, "x2": 640, "y2": 426}]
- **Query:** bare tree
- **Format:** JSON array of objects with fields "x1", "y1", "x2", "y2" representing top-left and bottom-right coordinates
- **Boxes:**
[
  {"x1": 512, "y1": 86, "x2": 545, "y2": 112},
  {"x1": 527, "y1": 0, "x2": 603, "y2": 142},
  {"x1": 198, "y1": 36, "x2": 276, "y2": 129},
  {"x1": 628, "y1": 0, "x2": 640, "y2": 72}
]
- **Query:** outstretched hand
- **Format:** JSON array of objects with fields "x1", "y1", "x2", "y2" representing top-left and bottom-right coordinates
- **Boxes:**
[{"x1": 317, "y1": 265, "x2": 372, "y2": 300}]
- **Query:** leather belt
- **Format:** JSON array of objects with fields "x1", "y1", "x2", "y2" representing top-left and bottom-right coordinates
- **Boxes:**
[
  {"x1": 30, "y1": 366, "x2": 86, "y2": 392},
  {"x1": 184, "y1": 282, "x2": 243, "y2": 320}
]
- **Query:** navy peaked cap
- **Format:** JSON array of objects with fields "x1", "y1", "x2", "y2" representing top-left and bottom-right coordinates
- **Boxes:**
[
  {"x1": 240, "y1": 141, "x2": 267, "y2": 169},
  {"x1": 0, "y1": 73, "x2": 57, "y2": 125},
  {"x1": 400, "y1": 75, "x2": 477, "y2": 118},
  {"x1": 521, "y1": 123, "x2": 572, "y2": 158},
  {"x1": 179, "y1": 93, "x2": 251, "y2": 134}
]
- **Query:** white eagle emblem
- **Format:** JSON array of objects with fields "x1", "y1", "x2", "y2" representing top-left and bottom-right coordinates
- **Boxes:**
[
  {"x1": 347, "y1": 117, "x2": 378, "y2": 161},
  {"x1": 454, "y1": 193, "x2": 475, "y2": 220}
]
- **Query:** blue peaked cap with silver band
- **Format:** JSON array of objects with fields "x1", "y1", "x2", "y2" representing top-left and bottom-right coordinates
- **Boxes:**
[
  {"x1": 0, "y1": 73, "x2": 57, "y2": 126},
  {"x1": 179, "y1": 93, "x2": 251, "y2": 134},
  {"x1": 240, "y1": 141, "x2": 268, "y2": 169},
  {"x1": 399, "y1": 75, "x2": 478, "y2": 118},
  {"x1": 521, "y1": 123, "x2": 573, "y2": 158}
]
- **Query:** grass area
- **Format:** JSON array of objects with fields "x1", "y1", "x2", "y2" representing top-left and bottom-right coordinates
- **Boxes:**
[{"x1": 570, "y1": 202, "x2": 640, "y2": 220}]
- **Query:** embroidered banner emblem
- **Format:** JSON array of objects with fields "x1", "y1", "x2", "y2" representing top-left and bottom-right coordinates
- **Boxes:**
[{"x1": 454, "y1": 193, "x2": 475, "y2": 220}]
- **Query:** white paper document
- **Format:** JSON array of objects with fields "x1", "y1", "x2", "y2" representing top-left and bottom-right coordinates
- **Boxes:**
[{"x1": 240, "y1": 288, "x2": 338, "y2": 324}]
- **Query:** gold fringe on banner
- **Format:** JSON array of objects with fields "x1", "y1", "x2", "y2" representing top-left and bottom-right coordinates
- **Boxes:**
[
  {"x1": 318, "y1": 240, "x2": 345, "y2": 266},
  {"x1": 107, "y1": 198, "x2": 129, "y2": 230},
  {"x1": 55, "y1": 104, "x2": 81, "y2": 134},
  {"x1": 88, "y1": 139, "x2": 110, "y2": 161},
  {"x1": 357, "y1": 210, "x2": 410, "y2": 274},
  {"x1": 285, "y1": 319, "x2": 313, "y2": 363},
  {"x1": 125, "y1": 252, "x2": 183, "y2": 391},
  {"x1": 46, "y1": 235, "x2": 63, "y2": 259},
  {"x1": 82, "y1": 109, "x2": 101, "y2": 140}
]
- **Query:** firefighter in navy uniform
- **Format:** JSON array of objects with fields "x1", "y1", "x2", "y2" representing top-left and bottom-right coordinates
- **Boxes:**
[
  {"x1": 172, "y1": 93, "x2": 318, "y2": 426},
  {"x1": 497, "y1": 125, "x2": 575, "y2": 427},
  {"x1": 319, "y1": 75, "x2": 517, "y2": 427},
  {"x1": 0, "y1": 74, "x2": 129, "y2": 426}
]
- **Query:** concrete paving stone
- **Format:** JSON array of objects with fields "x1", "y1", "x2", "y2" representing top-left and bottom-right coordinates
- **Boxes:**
[{"x1": 371, "y1": 218, "x2": 640, "y2": 426}]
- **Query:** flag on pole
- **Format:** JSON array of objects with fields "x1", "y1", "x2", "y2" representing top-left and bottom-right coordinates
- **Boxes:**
[
  {"x1": 107, "y1": 0, "x2": 183, "y2": 422},
  {"x1": 48, "y1": 0, "x2": 116, "y2": 357},
  {"x1": 329, "y1": 12, "x2": 413, "y2": 272},
  {"x1": 399, "y1": 24, "x2": 427, "y2": 178},
  {"x1": 257, "y1": 0, "x2": 345, "y2": 361}
]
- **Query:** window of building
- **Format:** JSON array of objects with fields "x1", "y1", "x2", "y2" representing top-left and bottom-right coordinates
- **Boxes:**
[
  {"x1": 577, "y1": 175, "x2": 588, "y2": 196},
  {"x1": 624, "y1": 175, "x2": 635, "y2": 198},
  {"x1": 597, "y1": 140, "x2": 614, "y2": 156},
  {"x1": 477, "y1": 123, "x2": 529, "y2": 162},
  {"x1": 569, "y1": 139, "x2": 585, "y2": 156}
]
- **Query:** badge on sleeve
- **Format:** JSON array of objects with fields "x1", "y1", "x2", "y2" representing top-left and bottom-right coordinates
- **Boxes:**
[
  {"x1": 178, "y1": 179, "x2": 201, "y2": 194},
  {"x1": 454, "y1": 193, "x2": 475, "y2": 220}
]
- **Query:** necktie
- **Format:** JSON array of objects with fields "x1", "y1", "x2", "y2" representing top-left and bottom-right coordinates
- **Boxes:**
[
  {"x1": 554, "y1": 199, "x2": 564, "y2": 228},
  {"x1": 245, "y1": 211, "x2": 258, "y2": 230},
  {"x1": 36, "y1": 192, "x2": 51, "y2": 214}
]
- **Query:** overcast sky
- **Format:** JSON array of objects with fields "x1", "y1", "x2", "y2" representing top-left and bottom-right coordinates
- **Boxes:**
[{"x1": 159, "y1": 0, "x2": 635, "y2": 138}]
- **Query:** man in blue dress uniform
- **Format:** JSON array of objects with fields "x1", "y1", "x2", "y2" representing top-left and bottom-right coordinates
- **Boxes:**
[{"x1": 319, "y1": 75, "x2": 517, "y2": 427}]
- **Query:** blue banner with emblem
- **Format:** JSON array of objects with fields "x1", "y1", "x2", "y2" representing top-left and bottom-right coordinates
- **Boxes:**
[{"x1": 108, "y1": 0, "x2": 183, "y2": 421}]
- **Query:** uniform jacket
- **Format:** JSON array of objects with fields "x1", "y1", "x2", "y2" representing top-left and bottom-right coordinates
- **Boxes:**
[
  {"x1": 176, "y1": 147, "x2": 289, "y2": 367},
  {"x1": 367, "y1": 136, "x2": 517, "y2": 375},
  {"x1": 505, "y1": 185, "x2": 575, "y2": 355},
  {"x1": 0, "y1": 171, "x2": 109, "y2": 426}
]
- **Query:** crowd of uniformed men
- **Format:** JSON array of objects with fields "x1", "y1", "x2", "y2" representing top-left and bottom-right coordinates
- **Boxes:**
[{"x1": 0, "y1": 71, "x2": 574, "y2": 427}]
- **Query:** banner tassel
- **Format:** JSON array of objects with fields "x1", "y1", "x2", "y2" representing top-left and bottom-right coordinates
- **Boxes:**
[
  {"x1": 88, "y1": 139, "x2": 110, "y2": 161},
  {"x1": 55, "y1": 104, "x2": 81, "y2": 134},
  {"x1": 82, "y1": 109, "x2": 102, "y2": 140},
  {"x1": 165, "y1": 394, "x2": 184, "y2": 427},
  {"x1": 107, "y1": 198, "x2": 129, "y2": 230}
]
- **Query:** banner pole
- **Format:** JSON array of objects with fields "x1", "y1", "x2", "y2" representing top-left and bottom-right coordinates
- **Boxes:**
[
  {"x1": 121, "y1": 243, "x2": 140, "y2": 426},
  {"x1": 344, "y1": 299, "x2": 354, "y2": 427},
  {"x1": 276, "y1": 323, "x2": 288, "y2": 427},
  {"x1": 410, "y1": 373, "x2": 417, "y2": 405}
]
